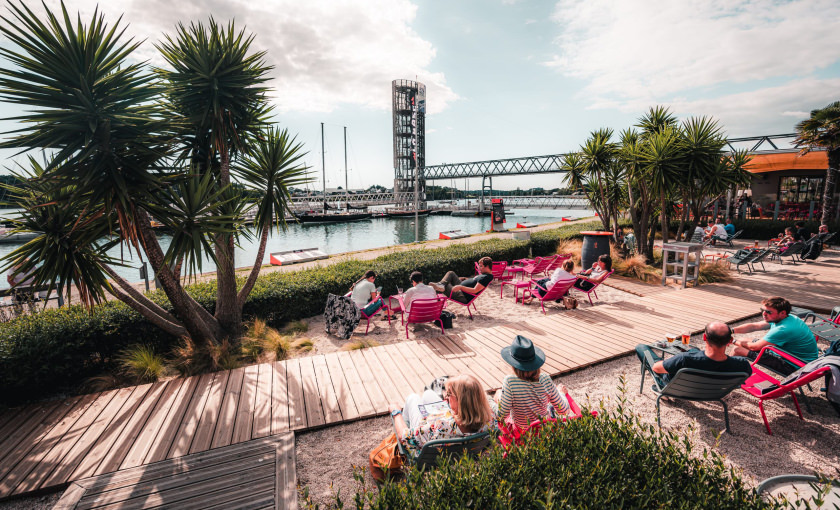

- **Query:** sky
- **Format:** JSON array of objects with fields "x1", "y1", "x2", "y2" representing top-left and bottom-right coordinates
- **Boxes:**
[{"x1": 1, "y1": 0, "x2": 839, "y2": 191}]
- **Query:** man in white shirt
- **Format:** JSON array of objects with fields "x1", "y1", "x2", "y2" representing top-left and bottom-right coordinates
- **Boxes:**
[
  {"x1": 402, "y1": 271, "x2": 437, "y2": 313},
  {"x1": 706, "y1": 218, "x2": 728, "y2": 245}
]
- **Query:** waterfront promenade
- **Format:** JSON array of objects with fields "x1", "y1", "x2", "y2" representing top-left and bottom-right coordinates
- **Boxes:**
[{"x1": 1, "y1": 252, "x2": 839, "y2": 502}]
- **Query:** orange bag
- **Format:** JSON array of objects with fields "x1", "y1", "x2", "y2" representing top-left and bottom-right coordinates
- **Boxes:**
[{"x1": 368, "y1": 433, "x2": 404, "y2": 482}]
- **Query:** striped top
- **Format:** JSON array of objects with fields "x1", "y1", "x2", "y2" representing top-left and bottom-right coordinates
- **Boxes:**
[{"x1": 496, "y1": 374, "x2": 569, "y2": 430}]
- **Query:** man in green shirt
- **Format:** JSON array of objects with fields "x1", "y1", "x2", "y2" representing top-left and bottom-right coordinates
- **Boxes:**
[{"x1": 732, "y1": 296, "x2": 819, "y2": 375}]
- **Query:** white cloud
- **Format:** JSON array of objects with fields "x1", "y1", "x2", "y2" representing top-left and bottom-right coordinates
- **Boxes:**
[
  {"x1": 544, "y1": 0, "x2": 840, "y2": 126},
  {"x1": 33, "y1": 0, "x2": 457, "y2": 114}
]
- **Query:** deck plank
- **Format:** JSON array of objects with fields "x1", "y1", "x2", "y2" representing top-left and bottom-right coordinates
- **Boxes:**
[
  {"x1": 118, "y1": 381, "x2": 181, "y2": 470},
  {"x1": 189, "y1": 371, "x2": 231, "y2": 454},
  {"x1": 297, "y1": 357, "x2": 326, "y2": 429},
  {"x1": 284, "y1": 358, "x2": 308, "y2": 431},
  {"x1": 144, "y1": 376, "x2": 201, "y2": 464},
  {"x1": 332, "y1": 351, "x2": 373, "y2": 419},
  {"x1": 322, "y1": 353, "x2": 360, "y2": 421},
  {"x1": 231, "y1": 365, "x2": 260, "y2": 445},
  {"x1": 252, "y1": 362, "x2": 274, "y2": 439},
  {"x1": 167, "y1": 373, "x2": 216, "y2": 459},
  {"x1": 270, "y1": 361, "x2": 291, "y2": 435}
]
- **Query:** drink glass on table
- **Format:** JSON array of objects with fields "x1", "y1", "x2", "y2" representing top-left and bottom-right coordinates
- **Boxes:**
[
  {"x1": 666, "y1": 333, "x2": 677, "y2": 344},
  {"x1": 681, "y1": 331, "x2": 690, "y2": 345}
]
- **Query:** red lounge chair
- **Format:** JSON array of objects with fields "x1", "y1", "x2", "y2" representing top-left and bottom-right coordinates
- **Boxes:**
[
  {"x1": 521, "y1": 255, "x2": 558, "y2": 279},
  {"x1": 475, "y1": 260, "x2": 511, "y2": 283},
  {"x1": 344, "y1": 292, "x2": 389, "y2": 335},
  {"x1": 403, "y1": 296, "x2": 447, "y2": 339},
  {"x1": 741, "y1": 346, "x2": 832, "y2": 435},
  {"x1": 570, "y1": 270, "x2": 614, "y2": 305},
  {"x1": 443, "y1": 284, "x2": 487, "y2": 319},
  {"x1": 497, "y1": 393, "x2": 595, "y2": 452},
  {"x1": 520, "y1": 278, "x2": 577, "y2": 314},
  {"x1": 544, "y1": 254, "x2": 572, "y2": 273}
]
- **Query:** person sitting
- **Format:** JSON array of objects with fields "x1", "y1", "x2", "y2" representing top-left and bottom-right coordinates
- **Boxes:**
[
  {"x1": 772, "y1": 227, "x2": 796, "y2": 251},
  {"x1": 731, "y1": 296, "x2": 819, "y2": 375},
  {"x1": 402, "y1": 270, "x2": 437, "y2": 313},
  {"x1": 693, "y1": 222, "x2": 707, "y2": 240},
  {"x1": 705, "y1": 219, "x2": 727, "y2": 245},
  {"x1": 350, "y1": 270, "x2": 385, "y2": 317},
  {"x1": 793, "y1": 221, "x2": 810, "y2": 242},
  {"x1": 389, "y1": 374, "x2": 496, "y2": 460},
  {"x1": 802, "y1": 224, "x2": 830, "y2": 260},
  {"x1": 430, "y1": 256, "x2": 493, "y2": 304},
  {"x1": 724, "y1": 218, "x2": 736, "y2": 237},
  {"x1": 524, "y1": 258, "x2": 576, "y2": 305},
  {"x1": 635, "y1": 322, "x2": 752, "y2": 387},
  {"x1": 573, "y1": 254, "x2": 611, "y2": 291},
  {"x1": 495, "y1": 335, "x2": 570, "y2": 432}
]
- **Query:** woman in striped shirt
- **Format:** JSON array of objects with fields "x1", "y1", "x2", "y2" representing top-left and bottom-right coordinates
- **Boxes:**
[{"x1": 495, "y1": 335, "x2": 570, "y2": 431}]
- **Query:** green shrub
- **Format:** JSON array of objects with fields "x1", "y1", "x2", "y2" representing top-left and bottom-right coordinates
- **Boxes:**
[
  {"x1": 119, "y1": 344, "x2": 167, "y2": 383},
  {"x1": 310, "y1": 398, "x2": 823, "y2": 510}
]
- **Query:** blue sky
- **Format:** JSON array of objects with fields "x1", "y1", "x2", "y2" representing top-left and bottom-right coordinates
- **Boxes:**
[{"x1": 2, "y1": 0, "x2": 839, "y2": 191}]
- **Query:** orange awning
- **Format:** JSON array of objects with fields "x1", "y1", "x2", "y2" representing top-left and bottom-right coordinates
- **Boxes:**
[{"x1": 745, "y1": 151, "x2": 827, "y2": 174}]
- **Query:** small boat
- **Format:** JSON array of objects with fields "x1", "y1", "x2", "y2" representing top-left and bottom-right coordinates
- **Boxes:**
[
  {"x1": 561, "y1": 216, "x2": 579, "y2": 222},
  {"x1": 516, "y1": 222, "x2": 538, "y2": 228},
  {"x1": 0, "y1": 227, "x2": 38, "y2": 243},
  {"x1": 387, "y1": 209, "x2": 430, "y2": 218},
  {"x1": 269, "y1": 248, "x2": 329, "y2": 266},
  {"x1": 429, "y1": 209, "x2": 452, "y2": 216},
  {"x1": 294, "y1": 211, "x2": 373, "y2": 224},
  {"x1": 439, "y1": 230, "x2": 470, "y2": 240},
  {"x1": 451, "y1": 210, "x2": 478, "y2": 217}
]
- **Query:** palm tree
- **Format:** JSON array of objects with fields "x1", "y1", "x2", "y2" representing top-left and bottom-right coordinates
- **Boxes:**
[
  {"x1": 794, "y1": 101, "x2": 840, "y2": 225},
  {"x1": 0, "y1": 3, "x2": 311, "y2": 345}
]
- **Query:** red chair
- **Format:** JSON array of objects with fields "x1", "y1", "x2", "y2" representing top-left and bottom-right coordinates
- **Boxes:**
[
  {"x1": 519, "y1": 278, "x2": 577, "y2": 314},
  {"x1": 741, "y1": 346, "x2": 831, "y2": 435},
  {"x1": 497, "y1": 393, "x2": 595, "y2": 452},
  {"x1": 475, "y1": 260, "x2": 511, "y2": 283},
  {"x1": 344, "y1": 292, "x2": 389, "y2": 335},
  {"x1": 570, "y1": 270, "x2": 614, "y2": 305},
  {"x1": 403, "y1": 296, "x2": 446, "y2": 339},
  {"x1": 521, "y1": 255, "x2": 557, "y2": 279},
  {"x1": 544, "y1": 254, "x2": 572, "y2": 273},
  {"x1": 443, "y1": 284, "x2": 487, "y2": 319}
]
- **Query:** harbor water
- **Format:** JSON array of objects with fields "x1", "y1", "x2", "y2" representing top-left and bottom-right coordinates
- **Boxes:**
[{"x1": 0, "y1": 208, "x2": 591, "y2": 289}]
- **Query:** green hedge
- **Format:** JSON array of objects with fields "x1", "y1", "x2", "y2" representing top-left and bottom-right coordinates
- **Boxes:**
[
  {"x1": 311, "y1": 403, "x2": 811, "y2": 509},
  {"x1": 730, "y1": 219, "x2": 840, "y2": 242}
]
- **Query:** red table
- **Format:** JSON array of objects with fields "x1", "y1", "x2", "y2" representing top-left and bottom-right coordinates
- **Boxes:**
[{"x1": 501, "y1": 280, "x2": 532, "y2": 301}]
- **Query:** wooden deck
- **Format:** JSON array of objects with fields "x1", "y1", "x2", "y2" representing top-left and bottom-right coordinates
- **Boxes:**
[
  {"x1": 0, "y1": 256, "x2": 838, "y2": 502},
  {"x1": 53, "y1": 433, "x2": 296, "y2": 510}
]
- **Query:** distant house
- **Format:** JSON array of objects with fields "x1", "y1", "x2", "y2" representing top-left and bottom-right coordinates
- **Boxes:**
[{"x1": 745, "y1": 150, "x2": 833, "y2": 218}]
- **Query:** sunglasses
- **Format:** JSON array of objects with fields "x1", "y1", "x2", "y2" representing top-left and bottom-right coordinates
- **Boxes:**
[{"x1": 760, "y1": 308, "x2": 775, "y2": 315}]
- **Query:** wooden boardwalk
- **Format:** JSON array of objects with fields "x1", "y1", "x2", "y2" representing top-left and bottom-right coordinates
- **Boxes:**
[{"x1": 0, "y1": 257, "x2": 838, "y2": 501}]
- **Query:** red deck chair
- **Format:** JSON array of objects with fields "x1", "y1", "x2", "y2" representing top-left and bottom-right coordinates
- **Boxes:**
[
  {"x1": 443, "y1": 284, "x2": 487, "y2": 319},
  {"x1": 544, "y1": 254, "x2": 572, "y2": 273},
  {"x1": 521, "y1": 255, "x2": 557, "y2": 279},
  {"x1": 403, "y1": 296, "x2": 446, "y2": 339},
  {"x1": 741, "y1": 346, "x2": 832, "y2": 435},
  {"x1": 519, "y1": 278, "x2": 577, "y2": 314},
  {"x1": 497, "y1": 393, "x2": 595, "y2": 452},
  {"x1": 475, "y1": 260, "x2": 511, "y2": 283},
  {"x1": 570, "y1": 270, "x2": 613, "y2": 305},
  {"x1": 344, "y1": 292, "x2": 389, "y2": 335}
]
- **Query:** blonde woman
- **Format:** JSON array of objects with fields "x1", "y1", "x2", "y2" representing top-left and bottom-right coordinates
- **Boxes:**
[{"x1": 389, "y1": 374, "x2": 496, "y2": 459}]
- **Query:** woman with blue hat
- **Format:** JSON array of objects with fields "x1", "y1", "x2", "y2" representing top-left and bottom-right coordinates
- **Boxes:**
[{"x1": 495, "y1": 335, "x2": 570, "y2": 431}]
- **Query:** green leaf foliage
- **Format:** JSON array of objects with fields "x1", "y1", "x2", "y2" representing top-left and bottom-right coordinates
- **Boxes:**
[{"x1": 314, "y1": 408, "x2": 808, "y2": 510}]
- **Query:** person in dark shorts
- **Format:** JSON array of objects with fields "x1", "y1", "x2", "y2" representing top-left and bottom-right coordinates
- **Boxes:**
[
  {"x1": 431, "y1": 256, "x2": 493, "y2": 304},
  {"x1": 636, "y1": 321, "x2": 752, "y2": 386},
  {"x1": 573, "y1": 254, "x2": 611, "y2": 291},
  {"x1": 731, "y1": 296, "x2": 819, "y2": 375}
]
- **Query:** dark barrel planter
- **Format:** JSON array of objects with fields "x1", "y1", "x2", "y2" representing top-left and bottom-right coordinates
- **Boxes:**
[{"x1": 581, "y1": 231, "x2": 613, "y2": 269}]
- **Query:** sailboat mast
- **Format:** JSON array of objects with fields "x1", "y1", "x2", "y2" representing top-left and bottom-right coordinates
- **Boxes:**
[
  {"x1": 344, "y1": 126, "x2": 349, "y2": 210},
  {"x1": 321, "y1": 122, "x2": 326, "y2": 214}
]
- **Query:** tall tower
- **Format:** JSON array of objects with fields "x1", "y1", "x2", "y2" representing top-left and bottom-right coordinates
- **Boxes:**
[{"x1": 392, "y1": 80, "x2": 426, "y2": 210}]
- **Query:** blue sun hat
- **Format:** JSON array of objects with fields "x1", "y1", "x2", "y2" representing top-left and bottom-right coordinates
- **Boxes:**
[{"x1": 500, "y1": 335, "x2": 545, "y2": 371}]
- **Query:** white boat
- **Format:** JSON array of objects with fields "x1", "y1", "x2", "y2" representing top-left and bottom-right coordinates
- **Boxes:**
[
  {"x1": 269, "y1": 248, "x2": 328, "y2": 266},
  {"x1": 439, "y1": 230, "x2": 471, "y2": 240},
  {"x1": 0, "y1": 228, "x2": 38, "y2": 243}
]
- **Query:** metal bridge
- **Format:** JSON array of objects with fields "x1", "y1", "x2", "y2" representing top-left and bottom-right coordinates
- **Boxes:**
[
  {"x1": 289, "y1": 193, "x2": 590, "y2": 210},
  {"x1": 423, "y1": 133, "x2": 799, "y2": 180}
]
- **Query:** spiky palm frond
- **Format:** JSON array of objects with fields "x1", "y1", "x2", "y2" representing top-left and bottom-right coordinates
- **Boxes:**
[
  {"x1": 0, "y1": 157, "x2": 125, "y2": 307},
  {"x1": 636, "y1": 105, "x2": 679, "y2": 137},
  {"x1": 794, "y1": 101, "x2": 840, "y2": 153},
  {"x1": 0, "y1": 1, "x2": 170, "y2": 245},
  {"x1": 233, "y1": 127, "x2": 312, "y2": 234},
  {"x1": 156, "y1": 17, "x2": 273, "y2": 168}
]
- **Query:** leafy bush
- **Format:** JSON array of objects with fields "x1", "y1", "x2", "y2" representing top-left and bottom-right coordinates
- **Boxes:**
[{"x1": 309, "y1": 396, "x2": 820, "y2": 510}]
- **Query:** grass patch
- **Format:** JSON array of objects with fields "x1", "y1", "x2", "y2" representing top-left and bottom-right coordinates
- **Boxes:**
[
  {"x1": 282, "y1": 320, "x2": 309, "y2": 334},
  {"x1": 698, "y1": 261, "x2": 734, "y2": 284},
  {"x1": 612, "y1": 252, "x2": 661, "y2": 284},
  {"x1": 119, "y1": 344, "x2": 168, "y2": 383},
  {"x1": 342, "y1": 339, "x2": 379, "y2": 351},
  {"x1": 293, "y1": 338, "x2": 315, "y2": 353}
]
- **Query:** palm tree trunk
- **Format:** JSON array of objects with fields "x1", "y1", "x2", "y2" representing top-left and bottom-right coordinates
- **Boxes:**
[
  {"x1": 237, "y1": 224, "x2": 269, "y2": 308},
  {"x1": 821, "y1": 150, "x2": 838, "y2": 225},
  {"x1": 137, "y1": 208, "x2": 219, "y2": 343},
  {"x1": 214, "y1": 150, "x2": 242, "y2": 337},
  {"x1": 660, "y1": 192, "x2": 669, "y2": 243}
]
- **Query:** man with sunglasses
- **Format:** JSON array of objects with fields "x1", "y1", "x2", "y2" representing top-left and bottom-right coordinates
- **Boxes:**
[
  {"x1": 636, "y1": 322, "x2": 751, "y2": 386},
  {"x1": 731, "y1": 296, "x2": 819, "y2": 374}
]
